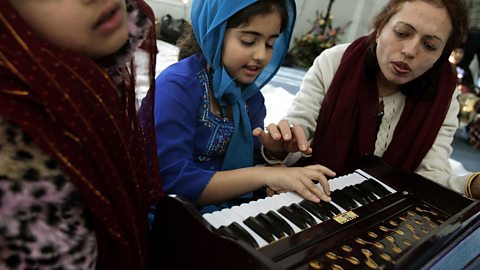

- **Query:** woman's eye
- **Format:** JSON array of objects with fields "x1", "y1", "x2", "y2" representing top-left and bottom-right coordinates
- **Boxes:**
[
  {"x1": 423, "y1": 42, "x2": 437, "y2": 51},
  {"x1": 394, "y1": 30, "x2": 407, "y2": 38}
]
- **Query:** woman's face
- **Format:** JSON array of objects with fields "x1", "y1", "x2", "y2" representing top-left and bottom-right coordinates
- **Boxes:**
[
  {"x1": 376, "y1": 1, "x2": 452, "y2": 86},
  {"x1": 8, "y1": 0, "x2": 129, "y2": 59},
  {"x1": 222, "y1": 11, "x2": 282, "y2": 85}
]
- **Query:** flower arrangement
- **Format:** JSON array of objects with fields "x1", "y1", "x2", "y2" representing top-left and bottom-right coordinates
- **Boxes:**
[{"x1": 285, "y1": 0, "x2": 350, "y2": 68}]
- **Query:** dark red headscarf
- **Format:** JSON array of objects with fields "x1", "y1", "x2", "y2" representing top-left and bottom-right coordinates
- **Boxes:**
[
  {"x1": 0, "y1": 0, "x2": 162, "y2": 269},
  {"x1": 312, "y1": 35, "x2": 456, "y2": 175}
]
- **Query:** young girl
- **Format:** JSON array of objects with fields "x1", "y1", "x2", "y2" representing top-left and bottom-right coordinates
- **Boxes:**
[
  {"x1": 146, "y1": 0, "x2": 333, "y2": 213},
  {"x1": 0, "y1": 0, "x2": 162, "y2": 269}
]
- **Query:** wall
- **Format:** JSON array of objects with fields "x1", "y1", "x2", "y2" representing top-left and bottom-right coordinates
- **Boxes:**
[
  {"x1": 291, "y1": 0, "x2": 389, "y2": 44},
  {"x1": 145, "y1": 0, "x2": 191, "y2": 21},
  {"x1": 145, "y1": 0, "x2": 389, "y2": 44}
]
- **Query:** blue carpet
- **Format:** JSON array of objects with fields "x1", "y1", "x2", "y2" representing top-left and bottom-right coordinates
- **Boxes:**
[
  {"x1": 269, "y1": 66, "x2": 307, "y2": 94},
  {"x1": 451, "y1": 129, "x2": 480, "y2": 172}
]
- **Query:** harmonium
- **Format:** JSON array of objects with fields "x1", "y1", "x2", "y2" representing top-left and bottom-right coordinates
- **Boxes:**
[{"x1": 149, "y1": 155, "x2": 480, "y2": 269}]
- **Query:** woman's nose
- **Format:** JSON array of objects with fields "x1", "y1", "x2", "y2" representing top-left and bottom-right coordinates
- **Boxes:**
[{"x1": 401, "y1": 40, "x2": 420, "y2": 58}]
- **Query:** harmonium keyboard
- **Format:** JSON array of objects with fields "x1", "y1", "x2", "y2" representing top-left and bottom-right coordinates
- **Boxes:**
[{"x1": 149, "y1": 155, "x2": 480, "y2": 270}]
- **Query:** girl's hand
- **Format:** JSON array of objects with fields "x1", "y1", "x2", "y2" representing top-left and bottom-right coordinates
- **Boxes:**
[
  {"x1": 263, "y1": 164, "x2": 335, "y2": 203},
  {"x1": 253, "y1": 119, "x2": 312, "y2": 155}
]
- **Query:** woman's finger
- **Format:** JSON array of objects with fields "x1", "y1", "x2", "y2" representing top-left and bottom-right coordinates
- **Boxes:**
[{"x1": 291, "y1": 125, "x2": 310, "y2": 152}]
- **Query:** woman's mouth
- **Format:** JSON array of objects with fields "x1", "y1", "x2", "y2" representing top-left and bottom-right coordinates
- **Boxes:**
[
  {"x1": 392, "y1": 61, "x2": 411, "y2": 75},
  {"x1": 94, "y1": 3, "x2": 123, "y2": 34}
]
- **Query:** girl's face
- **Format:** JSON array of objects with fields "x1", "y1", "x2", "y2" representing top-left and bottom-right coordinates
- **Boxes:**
[
  {"x1": 222, "y1": 11, "x2": 282, "y2": 85},
  {"x1": 9, "y1": 0, "x2": 129, "y2": 59},
  {"x1": 376, "y1": 1, "x2": 452, "y2": 86}
]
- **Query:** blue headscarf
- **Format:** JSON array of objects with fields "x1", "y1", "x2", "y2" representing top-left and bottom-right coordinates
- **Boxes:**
[{"x1": 191, "y1": 0, "x2": 296, "y2": 170}]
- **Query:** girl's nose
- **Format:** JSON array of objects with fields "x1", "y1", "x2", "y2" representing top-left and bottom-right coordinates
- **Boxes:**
[{"x1": 253, "y1": 45, "x2": 267, "y2": 62}]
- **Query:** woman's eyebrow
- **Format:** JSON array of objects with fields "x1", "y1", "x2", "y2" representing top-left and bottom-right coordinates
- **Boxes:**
[{"x1": 397, "y1": 22, "x2": 444, "y2": 43}]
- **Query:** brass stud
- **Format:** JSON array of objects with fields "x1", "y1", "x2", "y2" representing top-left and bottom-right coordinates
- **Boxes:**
[{"x1": 341, "y1": 245, "x2": 353, "y2": 252}]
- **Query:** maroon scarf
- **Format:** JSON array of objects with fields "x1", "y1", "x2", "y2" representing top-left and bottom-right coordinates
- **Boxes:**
[
  {"x1": 0, "y1": 1, "x2": 162, "y2": 269},
  {"x1": 312, "y1": 35, "x2": 456, "y2": 175}
]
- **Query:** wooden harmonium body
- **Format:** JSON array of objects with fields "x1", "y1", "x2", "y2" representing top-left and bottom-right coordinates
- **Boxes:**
[{"x1": 150, "y1": 156, "x2": 480, "y2": 270}]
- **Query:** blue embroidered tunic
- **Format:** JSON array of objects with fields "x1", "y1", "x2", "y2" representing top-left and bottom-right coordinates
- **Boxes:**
[{"x1": 153, "y1": 54, "x2": 266, "y2": 204}]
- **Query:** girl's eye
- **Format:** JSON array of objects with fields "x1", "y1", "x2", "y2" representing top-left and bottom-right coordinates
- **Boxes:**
[
  {"x1": 266, "y1": 38, "x2": 278, "y2": 49},
  {"x1": 240, "y1": 40, "x2": 255, "y2": 46}
]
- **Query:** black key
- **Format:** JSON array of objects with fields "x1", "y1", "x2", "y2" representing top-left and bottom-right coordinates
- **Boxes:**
[
  {"x1": 278, "y1": 205, "x2": 309, "y2": 230},
  {"x1": 218, "y1": 225, "x2": 237, "y2": 239},
  {"x1": 244, "y1": 217, "x2": 275, "y2": 243},
  {"x1": 342, "y1": 185, "x2": 370, "y2": 205},
  {"x1": 290, "y1": 203, "x2": 317, "y2": 226},
  {"x1": 266, "y1": 211, "x2": 295, "y2": 236},
  {"x1": 337, "y1": 189, "x2": 360, "y2": 209},
  {"x1": 352, "y1": 183, "x2": 377, "y2": 203},
  {"x1": 362, "y1": 178, "x2": 391, "y2": 197},
  {"x1": 331, "y1": 190, "x2": 357, "y2": 210},
  {"x1": 299, "y1": 200, "x2": 331, "y2": 221},
  {"x1": 354, "y1": 183, "x2": 377, "y2": 202},
  {"x1": 256, "y1": 213, "x2": 285, "y2": 239},
  {"x1": 321, "y1": 200, "x2": 341, "y2": 216},
  {"x1": 221, "y1": 222, "x2": 259, "y2": 248},
  {"x1": 338, "y1": 188, "x2": 360, "y2": 209}
]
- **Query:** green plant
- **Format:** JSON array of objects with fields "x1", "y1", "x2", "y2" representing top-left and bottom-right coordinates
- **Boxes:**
[{"x1": 287, "y1": 1, "x2": 350, "y2": 68}]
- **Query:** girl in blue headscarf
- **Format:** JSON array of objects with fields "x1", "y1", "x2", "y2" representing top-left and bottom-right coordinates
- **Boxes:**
[{"x1": 149, "y1": 0, "x2": 334, "y2": 212}]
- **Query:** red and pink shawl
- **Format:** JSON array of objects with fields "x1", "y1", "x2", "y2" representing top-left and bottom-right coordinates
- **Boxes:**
[{"x1": 0, "y1": 0, "x2": 162, "y2": 269}]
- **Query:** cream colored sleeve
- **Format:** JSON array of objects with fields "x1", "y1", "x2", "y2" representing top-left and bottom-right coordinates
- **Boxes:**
[
  {"x1": 278, "y1": 44, "x2": 348, "y2": 166},
  {"x1": 415, "y1": 90, "x2": 470, "y2": 195},
  {"x1": 285, "y1": 44, "x2": 347, "y2": 140}
]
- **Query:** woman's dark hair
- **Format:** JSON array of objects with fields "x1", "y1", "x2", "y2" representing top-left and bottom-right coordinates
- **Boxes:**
[
  {"x1": 364, "y1": 0, "x2": 468, "y2": 100},
  {"x1": 176, "y1": 0, "x2": 289, "y2": 61}
]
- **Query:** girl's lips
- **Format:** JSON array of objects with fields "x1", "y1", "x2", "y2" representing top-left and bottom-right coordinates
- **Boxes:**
[
  {"x1": 94, "y1": 4, "x2": 123, "y2": 34},
  {"x1": 243, "y1": 65, "x2": 261, "y2": 76}
]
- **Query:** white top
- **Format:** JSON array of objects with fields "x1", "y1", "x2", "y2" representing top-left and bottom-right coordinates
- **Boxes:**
[{"x1": 277, "y1": 43, "x2": 469, "y2": 196}]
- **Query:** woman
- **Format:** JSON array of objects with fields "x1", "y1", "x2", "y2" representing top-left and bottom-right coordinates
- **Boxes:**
[{"x1": 255, "y1": 0, "x2": 480, "y2": 199}]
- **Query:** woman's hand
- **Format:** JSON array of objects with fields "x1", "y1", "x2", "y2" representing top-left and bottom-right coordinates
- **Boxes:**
[
  {"x1": 253, "y1": 119, "x2": 312, "y2": 156},
  {"x1": 263, "y1": 164, "x2": 336, "y2": 203}
]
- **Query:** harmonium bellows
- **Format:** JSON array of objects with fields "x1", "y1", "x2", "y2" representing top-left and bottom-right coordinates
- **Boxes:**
[{"x1": 149, "y1": 155, "x2": 480, "y2": 270}]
